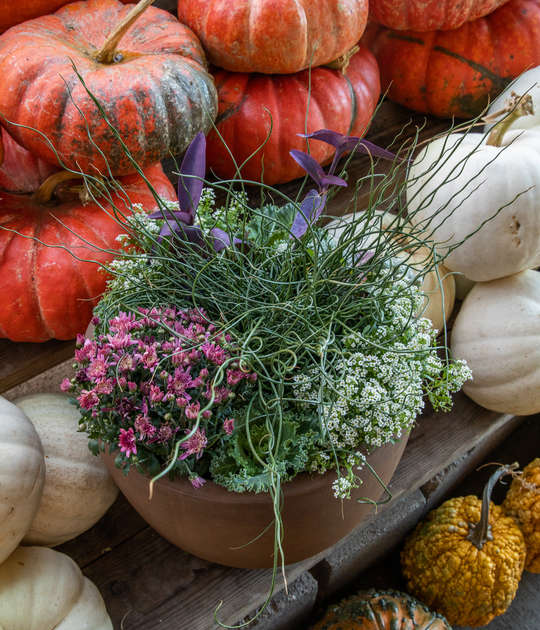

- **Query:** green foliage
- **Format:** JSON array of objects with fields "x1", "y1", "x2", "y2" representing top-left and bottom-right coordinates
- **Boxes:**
[{"x1": 210, "y1": 408, "x2": 322, "y2": 493}]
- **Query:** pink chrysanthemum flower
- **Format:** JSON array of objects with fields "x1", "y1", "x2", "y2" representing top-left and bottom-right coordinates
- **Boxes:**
[
  {"x1": 179, "y1": 428, "x2": 207, "y2": 460},
  {"x1": 185, "y1": 401, "x2": 201, "y2": 420},
  {"x1": 189, "y1": 474, "x2": 206, "y2": 489},
  {"x1": 223, "y1": 418, "x2": 235, "y2": 435},
  {"x1": 201, "y1": 342, "x2": 227, "y2": 366},
  {"x1": 134, "y1": 416, "x2": 156, "y2": 440},
  {"x1": 78, "y1": 389, "x2": 99, "y2": 409},
  {"x1": 87, "y1": 352, "x2": 109, "y2": 380},
  {"x1": 118, "y1": 427, "x2": 137, "y2": 458}
]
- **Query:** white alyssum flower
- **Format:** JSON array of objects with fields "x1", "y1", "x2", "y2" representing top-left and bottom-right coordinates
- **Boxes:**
[{"x1": 294, "y1": 269, "x2": 472, "y2": 473}]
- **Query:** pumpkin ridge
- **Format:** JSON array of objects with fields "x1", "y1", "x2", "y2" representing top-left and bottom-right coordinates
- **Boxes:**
[
  {"x1": 294, "y1": 0, "x2": 309, "y2": 69},
  {"x1": 432, "y1": 44, "x2": 511, "y2": 92},
  {"x1": 366, "y1": 598, "x2": 387, "y2": 630},
  {"x1": 37, "y1": 214, "x2": 81, "y2": 339},
  {"x1": 215, "y1": 90, "x2": 250, "y2": 127},
  {"x1": 341, "y1": 71, "x2": 358, "y2": 137},
  {"x1": 54, "y1": 73, "x2": 83, "y2": 149},
  {"x1": 29, "y1": 210, "x2": 55, "y2": 340},
  {"x1": 387, "y1": 31, "x2": 425, "y2": 45}
]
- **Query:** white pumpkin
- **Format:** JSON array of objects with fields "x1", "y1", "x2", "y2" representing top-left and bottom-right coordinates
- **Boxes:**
[
  {"x1": 0, "y1": 397, "x2": 45, "y2": 564},
  {"x1": 407, "y1": 116, "x2": 540, "y2": 281},
  {"x1": 486, "y1": 67, "x2": 540, "y2": 132},
  {"x1": 454, "y1": 274, "x2": 475, "y2": 301},
  {"x1": 326, "y1": 211, "x2": 455, "y2": 331},
  {"x1": 0, "y1": 546, "x2": 112, "y2": 630},
  {"x1": 15, "y1": 393, "x2": 118, "y2": 547},
  {"x1": 451, "y1": 270, "x2": 540, "y2": 416}
]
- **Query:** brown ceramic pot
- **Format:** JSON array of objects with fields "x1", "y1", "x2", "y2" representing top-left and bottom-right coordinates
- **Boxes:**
[{"x1": 102, "y1": 433, "x2": 408, "y2": 569}]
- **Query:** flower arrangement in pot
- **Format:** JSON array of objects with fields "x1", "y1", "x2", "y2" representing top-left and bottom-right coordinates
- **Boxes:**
[{"x1": 62, "y1": 126, "x2": 472, "y2": 584}]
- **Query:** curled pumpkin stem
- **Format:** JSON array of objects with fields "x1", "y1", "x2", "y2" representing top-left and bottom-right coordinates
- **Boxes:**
[
  {"x1": 32, "y1": 171, "x2": 85, "y2": 204},
  {"x1": 485, "y1": 92, "x2": 534, "y2": 147},
  {"x1": 467, "y1": 462, "x2": 520, "y2": 550},
  {"x1": 325, "y1": 45, "x2": 360, "y2": 74},
  {"x1": 95, "y1": 0, "x2": 155, "y2": 64}
]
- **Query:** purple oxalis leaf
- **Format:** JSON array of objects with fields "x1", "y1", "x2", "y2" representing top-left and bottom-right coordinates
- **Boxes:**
[
  {"x1": 157, "y1": 222, "x2": 206, "y2": 250},
  {"x1": 289, "y1": 150, "x2": 327, "y2": 190},
  {"x1": 148, "y1": 208, "x2": 193, "y2": 224},
  {"x1": 177, "y1": 131, "x2": 206, "y2": 224},
  {"x1": 210, "y1": 228, "x2": 246, "y2": 252},
  {"x1": 357, "y1": 249, "x2": 375, "y2": 266},
  {"x1": 290, "y1": 150, "x2": 347, "y2": 191},
  {"x1": 290, "y1": 189, "x2": 327, "y2": 240},
  {"x1": 299, "y1": 129, "x2": 396, "y2": 175},
  {"x1": 320, "y1": 173, "x2": 348, "y2": 189}
]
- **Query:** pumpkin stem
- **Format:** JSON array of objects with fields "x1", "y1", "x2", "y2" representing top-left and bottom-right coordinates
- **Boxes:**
[
  {"x1": 485, "y1": 92, "x2": 534, "y2": 147},
  {"x1": 95, "y1": 0, "x2": 154, "y2": 64},
  {"x1": 325, "y1": 45, "x2": 360, "y2": 74},
  {"x1": 32, "y1": 171, "x2": 85, "y2": 204},
  {"x1": 467, "y1": 462, "x2": 519, "y2": 550}
]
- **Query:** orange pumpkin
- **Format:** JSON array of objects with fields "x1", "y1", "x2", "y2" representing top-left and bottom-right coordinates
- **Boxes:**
[
  {"x1": 0, "y1": 164, "x2": 176, "y2": 342},
  {"x1": 369, "y1": 0, "x2": 511, "y2": 31},
  {"x1": 367, "y1": 0, "x2": 540, "y2": 118},
  {"x1": 206, "y1": 46, "x2": 380, "y2": 185},
  {"x1": 177, "y1": 0, "x2": 369, "y2": 74},
  {"x1": 0, "y1": 1, "x2": 72, "y2": 33},
  {"x1": 0, "y1": 128, "x2": 58, "y2": 193},
  {"x1": 0, "y1": 0, "x2": 217, "y2": 176}
]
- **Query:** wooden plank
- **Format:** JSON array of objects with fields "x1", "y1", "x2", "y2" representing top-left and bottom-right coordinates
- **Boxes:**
[
  {"x1": 83, "y1": 528, "x2": 326, "y2": 630},
  {"x1": 387, "y1": 396, "x2": 517, "y2": 500},
  {"x1": 74, "y1": 393, "x2": 519, "y2": 630},
  {"x1": 57, "y1": 494, "x2": 147, "y2": 568},
  {"x1": 0, "y1": 339, "x2": 75, "y2": 394}
]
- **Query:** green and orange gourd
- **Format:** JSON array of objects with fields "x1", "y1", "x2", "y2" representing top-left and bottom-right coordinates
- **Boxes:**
[
  {"x1": 0, "y1": 0, "x2": 217, "y2": 175},
  {"x1": 311, "y1": 589, "x2": 451, "y2": 629}
]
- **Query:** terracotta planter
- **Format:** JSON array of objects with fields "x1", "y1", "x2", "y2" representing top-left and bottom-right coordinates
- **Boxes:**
[{"x1": 102, "y1": 433, "x2": 408, "y2": 569}]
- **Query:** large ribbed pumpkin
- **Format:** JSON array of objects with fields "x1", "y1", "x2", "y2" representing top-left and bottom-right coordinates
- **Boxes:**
[
  {"x1": 367, "y1": 0, "x2": 540, "y2": 118},
  {"x1": 451, "y1": 270, "x2": 540, "y2": 415},
  {"x1": 0, "y1": 397, "x2": 45, "y2": 566},
  {"x1": 0, "y1": 128, "x2": 58, "y2": 193},
  {"x1": 369, "y1": 0, "x2": 511, "y2": 31},
  {"x1": 16, "y1": 394, "x2": 118, "y2": 547},
  {"x1": 0, "y1": 546, "x2": 112, "y2": 630},
  {"x1": 177, "y1": 0, "x2": 368, "y2": 74},
  {"x1": 0, "y1": 163, "x2": 176, "y2": 342},
  {"x1": 0, "y1": 0, "x2": 217, "y2": 175},
  {"x1": 206, "y1": 46, "x2": 380, "y2": 185},
  {"x1": 0, "y1": 0, "x2": 137, "y2": 34}
]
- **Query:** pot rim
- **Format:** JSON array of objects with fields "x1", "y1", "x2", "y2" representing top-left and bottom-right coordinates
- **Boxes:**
[{"x1": 102, "y1": 433, "x2": 407, "y2": 505}]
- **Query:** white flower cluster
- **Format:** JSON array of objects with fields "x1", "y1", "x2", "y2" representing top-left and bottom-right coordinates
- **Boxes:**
[
  {"x1": 105, "y1": 202, "x2": 173, "y2": 293},
  {"x1": 197, "y1": 188, "x2": 245, "y2": 231},
  {"x1": 294, "y1": 273, "x2": 472, "y2": 463}
]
